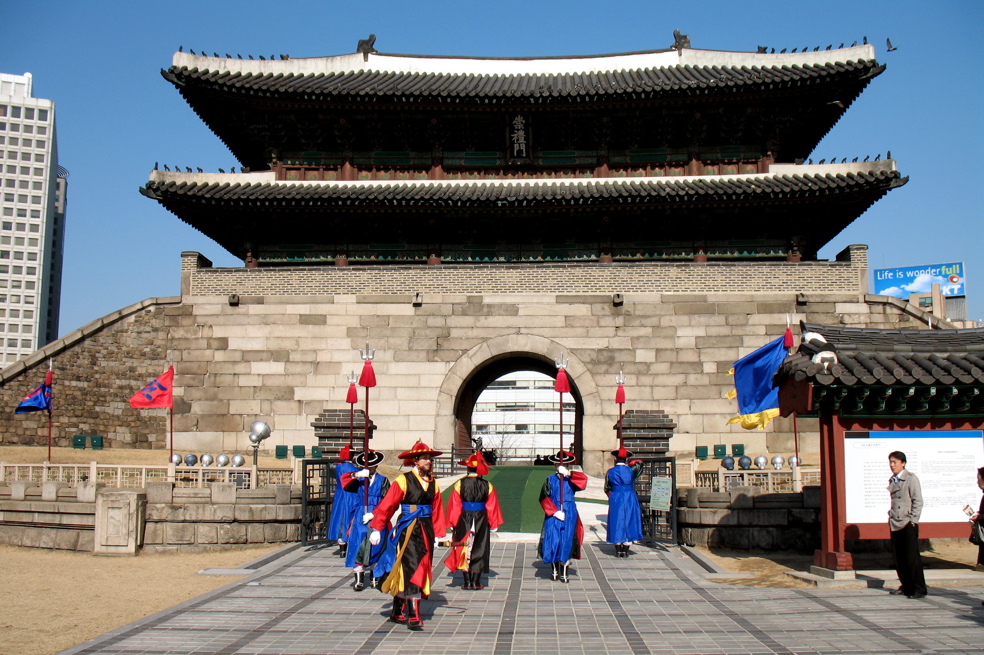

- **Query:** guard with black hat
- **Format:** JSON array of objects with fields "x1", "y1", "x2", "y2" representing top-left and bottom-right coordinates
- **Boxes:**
[
  {"x1": 443, "y1": 450, "x2": 504, "y2": 590},
  {"x1": 538, "y1": 450, "x2": 588, "y2": 582},
  {"x1": 605, "y1": 447, "x2": 644, "y2": 557},
  {"x1": 369, "y1": 441, "x2": 447, "y2": 630},
  {"x1": 341, "y1": 449, "x2": 390, "y2": 590}
]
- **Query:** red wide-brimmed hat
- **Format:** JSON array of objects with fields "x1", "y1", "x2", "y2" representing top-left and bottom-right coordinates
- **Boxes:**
[
  {"x1": 398, "y1": 441, "x2": 443, "y2": 466},
  {"x1": 458, "y1": 450, "x2": 489, "y2": 475},
  {"x1": 547, "y1": 450, "x2": 576, "y2": 465},
  {"x1": 354, "y1": 450, "x2": 385, "y2": 468}
]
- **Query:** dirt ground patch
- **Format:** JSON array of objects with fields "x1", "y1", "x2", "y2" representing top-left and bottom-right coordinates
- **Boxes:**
[
  {"x1": 0, "y1": 543, "x2": 282, "y2": 655},
  {"x1": 696, "y1": 540, "x2": 980, "y2": 588}
]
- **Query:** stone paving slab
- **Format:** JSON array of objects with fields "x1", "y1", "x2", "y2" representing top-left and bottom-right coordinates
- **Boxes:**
[{"x1": 62, "y1": 541, "x2": 984, "y2": 655}]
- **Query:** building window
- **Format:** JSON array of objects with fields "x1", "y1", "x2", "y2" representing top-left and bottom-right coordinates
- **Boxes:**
[
  {"x1": 24, "y1": 108, "x2": 34, "y2": 120},
  {"x1": 36, "y1": 127, "x2": 46, "y2": 136},
  {"x1": 20, "y1": 339, "x2": 30, "y2": 348},
  {"x1": 919, "y1": 297, "x2": 933, "y2": 308},
  {"x1": 33, "y1": 154, "x2": 44, "y2": 163},
  {"x1": 10, "y1": 107, "x2": 20, "y2": 118},
  {"x1": 6, "y1": 339, "x2": 16, "y2": 348},
  {"x1": 38, "y1": 110, "x2": 48, "y2": 122}
]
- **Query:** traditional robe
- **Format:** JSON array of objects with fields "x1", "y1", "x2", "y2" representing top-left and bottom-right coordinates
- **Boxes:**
[
  {"x1": 327, "y1": 460, "x2": 359, "y2": 542},
  {"x1": 370, "y1": 469, "x2": 445, "y2": 597},
  {"x1": 444, "y1": 475, "x2": 504, "y2": 574},
  {"x1": 605, "y1": 461, "x2": 644, "y2": 544},
  {"x1": 341, "y1": 470, "x2": 391, "y2": 568},
  {"x1": 538, "y1": 471, "x2": 588, "y2": 563}
]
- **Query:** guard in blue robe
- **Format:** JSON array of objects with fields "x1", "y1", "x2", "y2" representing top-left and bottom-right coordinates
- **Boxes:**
[
  {"x1": 327, "y1": 445, "x2": 360, "y2": 557},
  {"x1": 538, "y1": 450, "x2": 588, "y2": 583},
  {"x1": 605, "y1": 447, "x2": 644, "y2": 557},
  {"x1": 342, "y1": 450, "x2": 391, "y2": 590}
]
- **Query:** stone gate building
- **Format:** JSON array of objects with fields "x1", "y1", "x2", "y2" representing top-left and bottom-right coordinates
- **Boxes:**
[{"x1": 0, "y1": 35, "x2": 927, "y2": 476}]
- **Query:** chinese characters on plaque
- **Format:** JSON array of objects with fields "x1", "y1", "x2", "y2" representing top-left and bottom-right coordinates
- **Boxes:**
[{"x1": 509, "y1": 114, "x2": 530, "y2": 162}]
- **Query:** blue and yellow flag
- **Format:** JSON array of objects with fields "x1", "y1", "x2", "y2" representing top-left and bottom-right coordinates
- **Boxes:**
[{"x1": 726, "y1": 336, "x2": 787, "y2": 430}]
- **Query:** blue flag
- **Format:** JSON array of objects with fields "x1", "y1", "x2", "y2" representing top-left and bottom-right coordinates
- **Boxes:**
[
  {"x1": 726, "y1": 337, "x2": 787, "y2": 430},
  {"x1": 15, "y1": 371, "x2": 53, "y2": 414}
]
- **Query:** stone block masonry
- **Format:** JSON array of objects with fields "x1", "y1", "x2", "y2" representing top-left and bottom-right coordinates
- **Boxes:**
[{"x1": 0, "y1": 246, "x2": 938, "y2": 477}]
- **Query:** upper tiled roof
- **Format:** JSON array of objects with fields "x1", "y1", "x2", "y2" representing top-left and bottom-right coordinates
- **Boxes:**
[
  {"x1": 163, "y1": 50, "x2": 883, "y2": 101},
  {"x1": 779, "y1": 322, "x2": 984, "y2": 387}
]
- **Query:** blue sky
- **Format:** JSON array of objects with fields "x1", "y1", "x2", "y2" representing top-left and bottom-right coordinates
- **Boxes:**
[{"x1": 2, "y1": 1, "x2": 981, "y2": 334}]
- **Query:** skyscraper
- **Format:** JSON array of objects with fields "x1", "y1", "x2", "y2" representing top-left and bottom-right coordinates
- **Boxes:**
[{"x1": 0, "y1": 72, "x2": 66, "y2": 364}]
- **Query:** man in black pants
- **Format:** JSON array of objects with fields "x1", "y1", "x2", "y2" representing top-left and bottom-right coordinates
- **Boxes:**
[{"x1": 887, "y1": 451, "x2": 927, "y2": 599}]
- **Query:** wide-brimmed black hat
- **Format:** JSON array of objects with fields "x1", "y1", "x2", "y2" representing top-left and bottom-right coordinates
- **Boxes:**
[
  {"x1": 610, "y1": 447, "x2": 634, "y2": 459},
  {"x1": 354, "y1": 450, "x2": 385, "y2": 468},
  {"x1": 547, "y1": 450, "x2": 576, "y2": 465}
]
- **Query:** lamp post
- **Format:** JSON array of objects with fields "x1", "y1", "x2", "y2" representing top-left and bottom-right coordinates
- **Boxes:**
[{"x1": 248, "y1": 420, "x2": 271, "y2": 467}]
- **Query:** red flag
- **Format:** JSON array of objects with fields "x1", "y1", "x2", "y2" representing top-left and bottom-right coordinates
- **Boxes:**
[
  {"x1": 346, "y1": 382, "x2": 358, "y2": 404},
  {"x1": 359, "y1": 360, "x2": 376, "y2": 387},
  {"x1": 554, "y1": 368, "x2": 570, "y2": 393},
  {"x1": 130, "y1": 367, "x2": 174, "y2": 408},
  {"x1": 615, "y1": 384, "x2": 625, "y2": 405}
]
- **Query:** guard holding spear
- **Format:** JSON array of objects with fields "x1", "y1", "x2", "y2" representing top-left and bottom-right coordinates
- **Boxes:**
[{"x1": 605, "y1": 370, "x2": 644, "y2": 557}]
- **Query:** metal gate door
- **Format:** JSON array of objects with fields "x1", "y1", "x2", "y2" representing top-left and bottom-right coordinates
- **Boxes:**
[
  {"x1": 636, "y1": 457, "x2": 677, "y2": 543},
  {"x1": 301, "y1": 460, "x2": 334, "y2": 546}
]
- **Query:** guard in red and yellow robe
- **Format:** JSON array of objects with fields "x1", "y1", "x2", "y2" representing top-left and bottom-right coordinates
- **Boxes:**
[
  {"x1": 369, "y1": 441, "x2": 446, "y2": 630},
  {"x1": 444, "y1": 451, "x2": 503, "y2": 590}
]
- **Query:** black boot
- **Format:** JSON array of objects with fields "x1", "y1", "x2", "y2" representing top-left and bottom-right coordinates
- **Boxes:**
[
  {"x1": 622, "y1": 544, "x2": 631, "y2": 558},
  {"x1": 550, "y1": 562, "x2": 559, "y2": 581},
  {"x1": 353, "y1": 570, "x2": 365, "y2": 591},
  {"x1": 406, "y1": 598, "x2": 423, "y2": 631},
  {"x1": 369, "y1": 573, "x2": 379, "y2": 589},
  {"x1": 338, "y1": 542, "x2": 347, "y2": 558},
  {"x1": 560, "y1": 562, "x2": 570, "y2": 583},
  {"x1": 472, "y1": 573, "x2": 484, "y2": 590},
  {"x1": 463, "y1": 572, "x2": 473, "y2": 590},
  {"x1": 389, "y1": 596, "x2": 407, "y2": 624}
]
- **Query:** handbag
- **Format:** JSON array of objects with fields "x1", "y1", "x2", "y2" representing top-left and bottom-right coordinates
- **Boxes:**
[{"x1": 971, "y1": 521, "x2": 984, "y2": 546}]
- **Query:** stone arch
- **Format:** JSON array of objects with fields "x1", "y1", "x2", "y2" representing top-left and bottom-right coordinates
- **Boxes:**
[{"x1": 434, "y1": 334, "x2": 601, "y2": 460}]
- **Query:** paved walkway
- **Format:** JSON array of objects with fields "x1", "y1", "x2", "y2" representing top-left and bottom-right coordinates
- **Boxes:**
[{"x1": 64, "y1": 539, "x2": 984, "y2": 655}]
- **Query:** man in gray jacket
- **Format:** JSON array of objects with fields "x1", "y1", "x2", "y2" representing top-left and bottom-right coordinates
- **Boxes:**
[{"x1": 887, "y1": 451, "x2": 927, "y2": 598}]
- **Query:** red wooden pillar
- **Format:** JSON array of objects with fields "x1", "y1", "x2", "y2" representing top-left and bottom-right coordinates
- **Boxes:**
[{"x1": 815, "y1": 410, "x2": 853, "y2": 570}]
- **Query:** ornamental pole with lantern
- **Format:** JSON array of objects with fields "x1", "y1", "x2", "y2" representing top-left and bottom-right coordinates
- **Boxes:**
[
  {"x1": 615, "y1": 370, "x2": 626, "y2": 451},
  {"x1": 358, "y1": 342, "x2": 377, "y2": 509}
]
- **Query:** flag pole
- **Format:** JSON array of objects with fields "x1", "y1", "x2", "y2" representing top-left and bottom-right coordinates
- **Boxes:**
[
  {"x1": 169, "y1": 403, "x2": 174, "y2": 464},
  {"x1": 47, "y1": 362, "x2": 53, "y2": 462}
]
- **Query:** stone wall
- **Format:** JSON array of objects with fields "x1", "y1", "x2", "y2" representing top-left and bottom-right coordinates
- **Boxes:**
[
  {"x1": 0, "y1": 245, "x2": 941, "y2": 477},
  {"x1": 676, "y1": 486, "x2": 821, "y2": 551},
  {"x1": 0, "y1": 298, "x2": 177, "y2": 450},
  {"x1": 143, "y1": 481, "x2": 301, "y2": 553},
  {"x1": 0, "y1": 481, "x2": 302, "y2": 553}
]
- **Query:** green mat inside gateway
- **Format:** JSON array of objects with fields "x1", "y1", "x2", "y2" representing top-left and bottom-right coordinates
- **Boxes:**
[{"x1": 441, "y1": 466, "x2": 558, "y2": 533}]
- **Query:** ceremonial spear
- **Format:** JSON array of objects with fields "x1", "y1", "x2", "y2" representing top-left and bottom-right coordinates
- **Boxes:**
[
  {"x1": 553, "y1": 353, "x2": 570, "y2": 506},
  {"x1": 615, "y1": 370, "x2": 626, "y2": 451},
  {"x1": 358, "y1": 343, "x2": 377, "y2": 510}
]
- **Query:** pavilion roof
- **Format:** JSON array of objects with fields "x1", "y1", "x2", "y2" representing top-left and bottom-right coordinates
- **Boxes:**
[
  {"x1": 780, "y1": 322, "x2": 984, "y2": 386},
  {"x1": 163, "y1": 46, "x2": 882, "y2": 102},
  {"x1": 140, "y1": 163, "x2": 906, "y2": 260}
]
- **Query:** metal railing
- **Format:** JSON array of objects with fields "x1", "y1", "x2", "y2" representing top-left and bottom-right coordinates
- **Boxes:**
[
  {"x1": 0, "y1": 461, "x2": 296, "y2": 489},
  {"x1": 692, "y1": 467, "x2": 820, "y2": 493}
]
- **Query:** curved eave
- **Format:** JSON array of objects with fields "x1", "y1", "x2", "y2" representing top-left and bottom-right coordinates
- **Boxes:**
[{"x1": 141, "y1": 164, "x2": 905, "y2": 207}]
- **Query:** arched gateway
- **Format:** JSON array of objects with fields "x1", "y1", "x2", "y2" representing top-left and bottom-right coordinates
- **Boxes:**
[{"x1": 437, "y1": 336, "x2": 597, "y2": 464}]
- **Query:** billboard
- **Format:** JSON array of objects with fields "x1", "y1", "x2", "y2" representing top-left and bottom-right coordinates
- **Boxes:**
[{"x1": 872, "y1": 262, "x2": 965, "y2": 298}]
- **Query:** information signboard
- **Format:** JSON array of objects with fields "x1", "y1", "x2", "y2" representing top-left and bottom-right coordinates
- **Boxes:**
[{"x1": 844, "y1": 430, "x2": 984, "y2": 524}]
